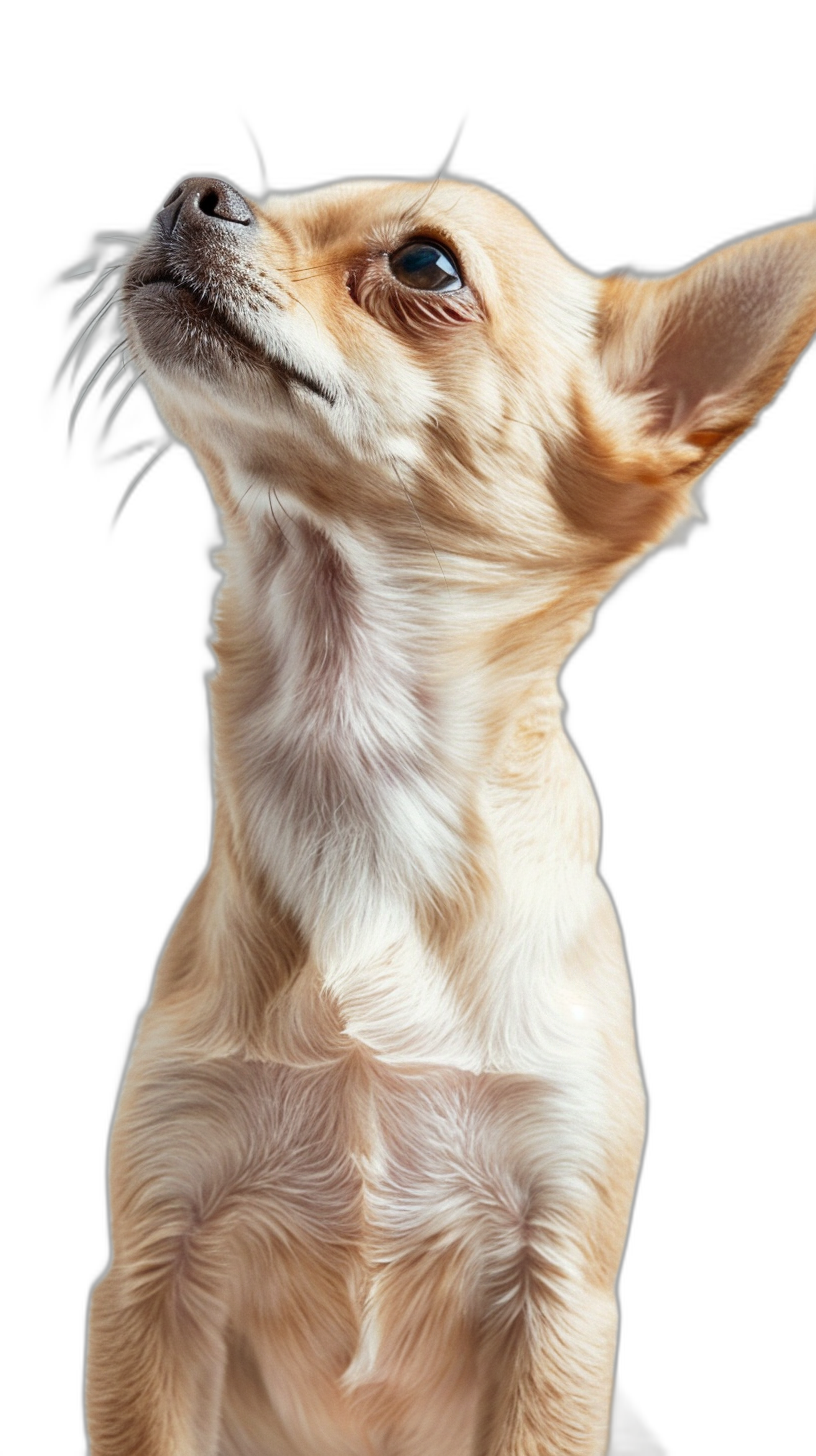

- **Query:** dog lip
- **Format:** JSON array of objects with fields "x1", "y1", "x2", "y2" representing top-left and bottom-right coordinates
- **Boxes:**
[
  {"x1": 126, "y1": 270, "x2": 207, "y2": 306},
  {"x1": 127, "y1": 272, "x2": 337, "y2": 405},
  {"x1": 134, "y1": 275, "x2": 198, "y2": 299}
]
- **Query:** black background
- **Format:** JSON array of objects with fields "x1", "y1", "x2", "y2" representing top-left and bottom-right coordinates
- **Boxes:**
[{"x1": 41, "y1": 48, "x2": 810, "y2": 1456}]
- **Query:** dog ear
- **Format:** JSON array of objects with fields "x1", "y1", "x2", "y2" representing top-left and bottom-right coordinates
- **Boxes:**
[
  {"x1": 600, "y1": 219, "x2": 816, "y2": 464},
  {"x1": 553, "y1": 221, "x2": 816, "y2": 555}
]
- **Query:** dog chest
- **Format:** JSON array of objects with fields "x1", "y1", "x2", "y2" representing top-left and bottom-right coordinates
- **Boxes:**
[{"x1": 125, "y1": 1045, "x2": 608, "y2": 1319}]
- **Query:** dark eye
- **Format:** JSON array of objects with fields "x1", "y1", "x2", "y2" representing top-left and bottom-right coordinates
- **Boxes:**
[{"x1": 388, "y1": 239, "x2": 463, "y2": 293}]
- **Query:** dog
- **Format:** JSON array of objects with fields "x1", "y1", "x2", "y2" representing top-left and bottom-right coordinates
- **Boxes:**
[{"x1": 81, "y1": 172, "x2": 816, "y2": 1456}]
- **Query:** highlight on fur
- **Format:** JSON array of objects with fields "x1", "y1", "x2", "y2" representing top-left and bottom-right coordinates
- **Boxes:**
[{"x1": 67, "y1": 171, "x2": 815, "y2": 1456}]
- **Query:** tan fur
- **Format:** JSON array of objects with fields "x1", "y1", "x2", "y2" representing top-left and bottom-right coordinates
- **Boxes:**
[{"x1": 85, "y1": 174, "x2": 816, "y2": 1456}]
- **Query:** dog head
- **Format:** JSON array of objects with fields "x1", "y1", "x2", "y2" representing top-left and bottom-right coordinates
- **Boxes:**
[{"x1": 122, "y1": 173, "x2": 816, "y2": 597}]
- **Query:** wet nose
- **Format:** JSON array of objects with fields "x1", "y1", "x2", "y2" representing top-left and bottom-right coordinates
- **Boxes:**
[{"x1": 156, "y1": 177, "x2": 255, "y2": 238}]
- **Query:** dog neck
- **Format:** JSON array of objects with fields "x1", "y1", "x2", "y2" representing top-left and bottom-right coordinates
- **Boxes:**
[{"x1": 207, "y1": 486, "x2": 607, "y2": 973}]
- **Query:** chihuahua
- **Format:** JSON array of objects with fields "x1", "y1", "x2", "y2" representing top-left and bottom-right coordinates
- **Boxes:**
[{"x1": 83, "y1": 173, "x2": 815, "y2": 1456}]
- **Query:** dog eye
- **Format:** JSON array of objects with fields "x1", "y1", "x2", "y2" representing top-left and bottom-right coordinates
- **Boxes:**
[{"x1": 388, "y1": 239, "x2": 463, "y2": 293}]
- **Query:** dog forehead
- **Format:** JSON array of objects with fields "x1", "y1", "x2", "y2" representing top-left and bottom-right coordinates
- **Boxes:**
[{"x1": 256, "y1": 177, "x2": 567, "y2": 284}]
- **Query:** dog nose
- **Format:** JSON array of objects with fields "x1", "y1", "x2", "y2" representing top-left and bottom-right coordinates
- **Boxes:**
[{"x1": 157, "y1": 177, "x2": 255, "y2": 238}]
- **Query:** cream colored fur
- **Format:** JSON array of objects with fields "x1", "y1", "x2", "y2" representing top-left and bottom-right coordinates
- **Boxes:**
[{"x1": 84, "y1": 174, "x2": 816, "y2": 1456}]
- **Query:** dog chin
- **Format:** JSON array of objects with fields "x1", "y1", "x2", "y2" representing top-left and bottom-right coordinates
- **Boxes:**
[
  {"x1": 126, "y1": 276, "x2": 338, "y2": 414},
  {"x1": 124, "y1": 277, "x2": 268, "y2": 384}
]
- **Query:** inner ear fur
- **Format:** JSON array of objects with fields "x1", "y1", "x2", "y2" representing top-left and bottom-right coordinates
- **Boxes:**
[
  {"x1": 603, "y1": 219, "x2": 816, "y2": 444},
  {"x1": 553, "y1": 219, "x2": 816, "y2": 557}
]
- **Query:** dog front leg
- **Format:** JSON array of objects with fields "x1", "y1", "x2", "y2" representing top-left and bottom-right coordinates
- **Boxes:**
[
  {"x1": 86, "y1": 1240, "x2": 229, "y2": 1456},
  {"x1": 480, "y1": 1248, "x2": 619, "y2": 1456}
]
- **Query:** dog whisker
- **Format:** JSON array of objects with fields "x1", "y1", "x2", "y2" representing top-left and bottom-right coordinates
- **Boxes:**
[
  {"x1": 71, "y1": 261, "x2": 125, "y2": 318},
  {"x1": 94, "y1": 229, "x2": 140, "y2": 247},
  {"x1": 59, "y1": 254, "x2": 100, "y2": 282},
  {"x1": 105, "y1": 437, "x2": 168, "y2": 463},
  {"x1": 234, "y1": 476, "x2": 260, "y2": 514},
  {"x1": 56, "y1": 290, "x2": 121, "y2": 387},
  {"x1": 112, "y1": 439, "x2": 172, "y2": 524},
  {"x1": 286, "y1": 291, "x2": 323, "y2": 341},
  {"x1": 59, "y1": 232, "x2": 133, "y2": 286},
  {"x1": 266, "y1": 483, "x2": 294, "y2": 548},
  {"x1": 283, "y1": 264, "x2": 350, "y2": 282},
  {"x1": 101, "y1": 369, "x2": 145, "y2": 439},
  {"x1": 437, "y1": 116, "x2": 467, "y2": 178},
  {"x1": 101, "y1": 349, "x2": 133, "y2": 399},
  {"x1": 389, "y1": 455, "x2": 450, "y2": 595},
  {"x1": 271, "y1": 485, "x2": 301, "y2": 533},
  {"x1": 243, "y1": 118, "x2": 269, "y2": 194},
  {"x1": 69, "y1": 339, "x2": 129, "y2": 438}
]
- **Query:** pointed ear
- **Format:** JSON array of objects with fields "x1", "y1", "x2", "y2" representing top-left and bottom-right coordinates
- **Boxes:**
[{"x1": 600, "y1": 219, "x2": 816, "y2": 472}]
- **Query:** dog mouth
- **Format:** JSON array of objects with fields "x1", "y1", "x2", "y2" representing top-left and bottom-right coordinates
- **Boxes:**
[
  {"x1": 127, "y1": 264, "x2": 238, "y2": 324},
  {"x1": 125, "y1": 268, "x2": 335, "y2": 405}
]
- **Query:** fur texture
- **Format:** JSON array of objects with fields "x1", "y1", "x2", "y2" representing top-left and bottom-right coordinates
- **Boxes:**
[{"x1": 84, "y1": 173, "x2": 816, "y2": 1456}]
